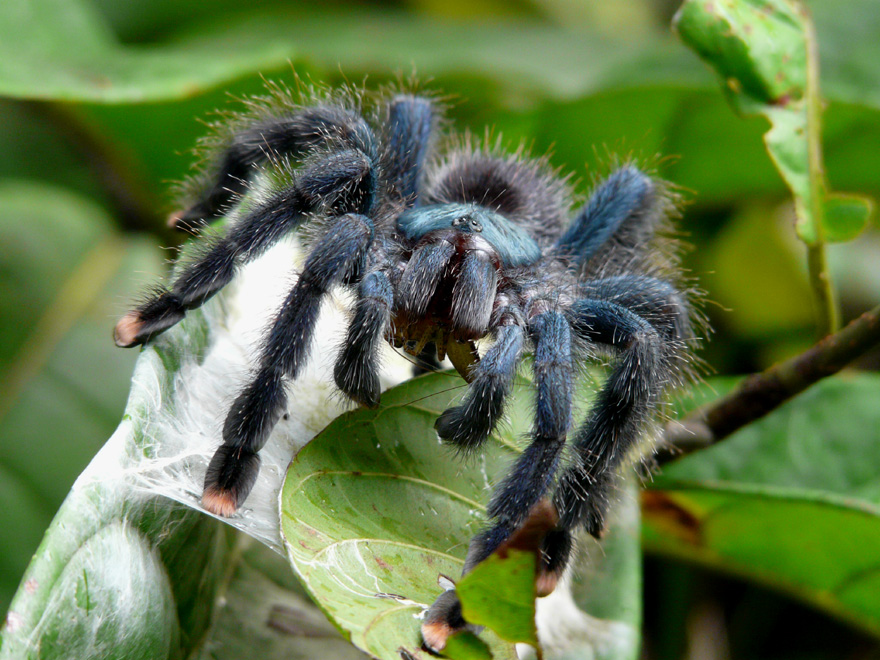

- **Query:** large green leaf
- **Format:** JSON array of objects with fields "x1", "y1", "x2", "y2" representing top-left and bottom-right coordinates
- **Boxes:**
[
  {"x1": 0, "y1": 180, "x2": 163, "y2": 614},
  {"x1": 4, "y1": 0, "x2": 879, "y2": 111},
  {"x1": 645, "y1": 374, "x2": 880, "y2": 636},
  {"x1": 279, "y1": 374, "x2": 523, "y2": 660},
  {"x1": 0, "y1": 215, "x2": 229, "y2": 657},
  {"x1": 1, "y1": 212, "x2": 377, "y2": 657},
  {"x1": 674, "y1": 0, "x2": 873, "y2": 246},
  {"x1": 0, "y1": 0, "x2": 290, "y2": 103},
  {"x1": 280, "y1": 371, "x2": 642, "y2": 660}
]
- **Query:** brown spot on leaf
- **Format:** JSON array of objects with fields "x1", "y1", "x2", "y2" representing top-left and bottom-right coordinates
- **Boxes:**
[
  {"x1": 641, "y1": 491, "x2": 703, "y2": 545},
  {"x1": 375, "y1": 556, "x2": 391, "y2": 570}
]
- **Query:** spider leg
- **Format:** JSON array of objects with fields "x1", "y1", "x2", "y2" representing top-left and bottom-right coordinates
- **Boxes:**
[
  {"x1": 115, "y1": 149, "x2": 375, "y2": 347},
  {"x1": 555, "y1": 296, "x2": 672, "y2": 538},
  {"x1": 553, "y1": 165, "x2": 656, "y2": 265},
  {"x1": 482, "y1": 308, "x2": 572, "y2": 545},
  {"x1": 202, "y1": 212, "x2": 375, "y2": 516},
  {"x1": 434, "y1": 311, "x2": 525, "y2": 451},
  {"x1": 580, "y1": 274, "x2": 694, "y2": 348},
  {"x1": 174, "y1": 105, "x2": 376, "y2": 229},
  {"x1": 382, "y1": 95, "x2": 434, "y2": 204},
  {"x1": 333, "y1": 269, "x2": 394, "y2": 407},
  {"x1": 333, "y1": 96, "x2": 437, "y2": 402},
  {"x1": 423, "y1": 308, "x2": 573, "y2": 651},
  {"x1": 525, "y1": 277, "x2": 693, "y2": 603}
]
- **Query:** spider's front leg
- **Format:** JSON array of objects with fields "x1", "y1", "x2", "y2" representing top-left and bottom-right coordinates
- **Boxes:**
[
  {"x1": 333, "y1": 267, "x2": 394, "y2": 408},
  {"x1": 334, "y1": 94, "x2": 437, "y2": 405},
  {"x1": 202, "y1": 211, "x2": 376, "y2": 516},
  {"x1": 423, "y1": 305, "x2": 574, "y2": 651},
  {"x1": 434, "y1": 299, "x2": 525, "y2": 451}
]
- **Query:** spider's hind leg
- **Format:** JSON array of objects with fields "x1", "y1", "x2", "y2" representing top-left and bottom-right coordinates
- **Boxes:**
[
  {"x1": 115, "y1": 148, "x2": 375, "y2": 348},
  {"x1": 554, "y1": 165, "x2": 660, "y2": 265},
  {"x1": 555, "y1": 277, "x2": 691, "y2": 538},
  {"x1": 174, "y1": 104, "x2": 376, "y2": 230}
]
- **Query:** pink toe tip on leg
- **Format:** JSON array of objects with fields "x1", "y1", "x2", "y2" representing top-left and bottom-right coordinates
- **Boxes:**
[
  {"x1": 420, "y1": 620, "x2": 455, "y2": 653},
  {"x1": 114, "y1": 312, "x2": 144, "y2": 348},
  {"x1": 201, "y1": 486, "x2": 239, "y2": 518},
  {"x1": 166, "y1": 210, "x2": 185, "y2": 230}
]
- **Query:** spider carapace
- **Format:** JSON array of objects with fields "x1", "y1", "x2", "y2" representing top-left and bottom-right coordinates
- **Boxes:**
[{"x1": 114, "y1": 85, "x2": 699, "y2": 651}]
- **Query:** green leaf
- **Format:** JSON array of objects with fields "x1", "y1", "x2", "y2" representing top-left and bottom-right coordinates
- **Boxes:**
[
  {"x1": 674, "y1": 0, "x2": 820, "y2": 239},
  {"x1": 443, "y1": 632, "x2": 493, "y2": 660},
  {"x1": 645, "y1": 374, "x2": 880, "y2": 636},
  {"x1": 0, "y1": 226, "x2": 234, "y2": 659},
  {"x1": 279, "y1": 373, "x2": 521, "y2": 660},
  {"x1": 674, "y1": 0, "x2": 875, "y2": 247},
  {"x1": 281, "y1": 369, "x2": 644, "y2": 660},
  {"x1": 823, "y1": 193, "x2": 874, "y2": 242},
  {"x1": 0, "y1": 180, "x2": 164, "y2": 614},
  {"x1": 0, "y1": 0, "x2": 291, "y2": 103},
  {"x1": 457, "y1": 550, "x2": 538, "y2": 647},
  {"x1": 675, "y1": 0, "x2": 807, "y2": 108}
]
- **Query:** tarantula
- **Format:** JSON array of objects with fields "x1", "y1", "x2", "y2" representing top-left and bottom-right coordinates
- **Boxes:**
[{"x1": 114, "y1": 85, "x2": 698, "y2": 651}]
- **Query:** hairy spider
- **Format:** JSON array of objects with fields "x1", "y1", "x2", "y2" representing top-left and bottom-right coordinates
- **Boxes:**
[{"x1": 114, "y1": 84, "x2": 699, "y2": 651}]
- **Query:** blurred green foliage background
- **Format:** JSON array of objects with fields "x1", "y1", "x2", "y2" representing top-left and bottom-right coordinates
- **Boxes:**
[{"x1": 1, "y1": 0, "x2": 879, "y2": 657}]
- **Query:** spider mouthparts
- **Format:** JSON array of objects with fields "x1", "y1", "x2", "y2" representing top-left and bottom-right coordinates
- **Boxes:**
[
  {"x1": 201, "y1": 486, "x2": 240, "y2": 517},
  {"x1": 114, "y1": 312, "x2": 145, "y2": 348}
]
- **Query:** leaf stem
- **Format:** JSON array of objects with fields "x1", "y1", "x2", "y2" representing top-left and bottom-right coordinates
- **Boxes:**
[
  {"x1": 803, "y1": 5, "x2": 839, "y2": 336},
  {"x1": 807, "y1": 242, "x2": 838, "y2": 337},
  {"x1": 660, "y1": 303, "x2": 880, "y2": 462}
]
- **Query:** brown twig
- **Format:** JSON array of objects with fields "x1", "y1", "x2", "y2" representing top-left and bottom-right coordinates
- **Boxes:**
[{"x1": 659, "y1": 303, "x2": 880, "y2": 464}]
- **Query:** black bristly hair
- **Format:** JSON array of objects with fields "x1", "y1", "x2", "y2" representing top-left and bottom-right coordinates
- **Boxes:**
[{"x1": 114, "y1": 82, "x2": 703, "y2": 652}]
